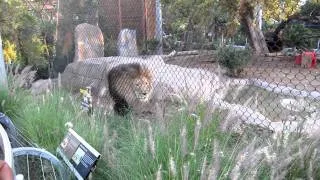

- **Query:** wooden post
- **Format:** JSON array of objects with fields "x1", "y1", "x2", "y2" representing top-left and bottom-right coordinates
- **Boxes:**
[
  {"x1": 145, "y1": 0, "x2": 156, "y2": 40},
  {"x1": 155, "y1": 0, "x2": 163, "y2": 54},
  {"x1": 142, "y1": 0, "x2": 147, "y2": 43},
  {"x1": 0, "y1": 34, "x2": 8, "y2": 90},
  {"x1": 118, "y1": 0, "x2": 122, "y2": 31}
]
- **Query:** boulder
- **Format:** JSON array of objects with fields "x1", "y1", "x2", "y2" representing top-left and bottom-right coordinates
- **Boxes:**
[
  {"x1": 30, "y1": 79, "x2": 57, "y2": 95},
  {"x1": 74, "y1": 23, "x2": 104, "y2": 62},
  {"x1": 117, "y1": 29, "x2": 138, "y2": 57},
  {"x1": 61, "y1": 56, "x2": 165, "y2": 98},
  {"x1": 61, "y1": 55, "x2": 220, "y2": 102}
]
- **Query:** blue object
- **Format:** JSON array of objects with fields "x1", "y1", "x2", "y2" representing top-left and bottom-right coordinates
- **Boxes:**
[{"x1": 0, "y1": 112, "x2": 12, "y2": 130}]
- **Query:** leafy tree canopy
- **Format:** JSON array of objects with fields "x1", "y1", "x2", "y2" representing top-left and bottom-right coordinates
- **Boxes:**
[
  {"x1": 0, "y1": 0, "x2": 48, "y2": 67},
  {"x1": 162, "y1": 0, "x2": 301, "y2": 38},
  {"x1": 300, "y1": 1, "x2": 320, "y2": 16},
  {"x1": 263, "y1": 0, "x2": 300, "y2": 22},
  {"x1": 219, "y1": 0, "x2": 301, "y2": 26}
]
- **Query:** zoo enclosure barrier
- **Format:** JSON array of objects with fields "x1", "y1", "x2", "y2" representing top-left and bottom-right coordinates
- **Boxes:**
[{"x1": 7, "y1": 0, "x2": 320, "y2": 135}]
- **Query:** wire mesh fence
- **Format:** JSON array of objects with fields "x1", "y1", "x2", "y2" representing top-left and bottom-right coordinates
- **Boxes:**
[
  {"x1": 0, "y1": 0, "x2": 320, "y2": 136},
  {"x1": 1, "y1": 0, "x2": 318, "y2": 132},
  {"x1": 1, "y1": 0, "x2": 320, "y2": 179},
  {"x1": 44, "y1": 0, "x2": 319, "y2": 136}
]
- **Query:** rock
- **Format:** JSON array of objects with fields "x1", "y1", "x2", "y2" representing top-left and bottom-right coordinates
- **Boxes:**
[
  {"x1": 30, "y1": 79, "x2": 55, "y2": 95},
  {"x1": 61, "y1": 56, "x2": 165, "y2": 98},
  {"x1": 74, "y1": 23, "x2": 104, "y2": 62},
  {"x1": 117, "y1": 29, "x2": 138, "y2": 57}
]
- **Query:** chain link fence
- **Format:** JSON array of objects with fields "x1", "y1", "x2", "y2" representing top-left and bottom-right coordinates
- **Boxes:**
[
  {"x1": 51, "y1": 0, "x2": 319, "y2": 136},
  {"x1": 3, "y1": 0, "x2": 320, "y2": 137},
  {"x1": 2, "y1": 0, "x2": 320, "y2": 179}
]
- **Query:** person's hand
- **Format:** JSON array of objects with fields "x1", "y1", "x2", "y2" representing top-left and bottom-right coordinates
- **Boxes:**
[{"x1": 0, "y1": 160, "x2": 13, "y2": 180}]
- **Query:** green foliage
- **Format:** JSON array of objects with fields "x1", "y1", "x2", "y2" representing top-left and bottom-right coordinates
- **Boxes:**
[
  {"x1": 217, "y1": 46, "x2": 252, "y2": 77},
  {"x1": 222, "y1": 0, "x2": 300, "y2": 22},
  {"x1": 300, "y1": 1, "x2": 320, "y2": 16},
  {"x1": 15, "y1": 91, "x2": 78, "y2": 151},
  {"x1": 161, "y1": 0, "x2": 232, "y2": 50},
  {"x1": 0, "y1": 0, "x2": 52, "y2": 78},
  {"x1": 143, "y1": 39, "x2": 160, "y2": 54},
  {"x1": 5, "y1": 89, "x2": 320, "y2": 179},
  {"x1": 231, "y1": 25, "x2": 249, "y2": 45},
  {"x1": 0, "y1": 89, "x2": 23, "y2": 119},
  {"x1": 3, "y1": 40, "x2": 17, "y2": 64},
  {"x1": 162, "y1": 0, "x2": 301, "y2": 53},
  {"x1": 0, "y1": 64, "x2": 35, "y2": 118},
  {"x1": 2, "y1": 81, "x2": 320, "y2": 179},
  {"x1": 263, "y1": 0, "x2": 300, "y2": 22},
  {"x1": 104, "y1": 36, "x2": 118, "y2": 56},
  {"x1": 14, "y1": 11, "x2": 47, "y2": 66},
  {"x1": 282, "y1": 24, "x2": 313, "y2": 49},
  {"x1": 40, "y1": 20, "x2": 56, "y2": 53}
]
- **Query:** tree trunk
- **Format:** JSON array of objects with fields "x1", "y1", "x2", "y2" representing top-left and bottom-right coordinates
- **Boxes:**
[
  {"x1": 239, "y1": 0, "x2": 269, "y2": 54},
  {"x1": 54, "y1": 0, "x2": 99, "y2": 77},
  {"x1": 184, "y1": 19, "x2": 194, "y2": 50}
]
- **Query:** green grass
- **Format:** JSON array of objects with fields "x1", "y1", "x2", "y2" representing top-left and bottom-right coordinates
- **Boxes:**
[
  {"x1": 0, "y1": 88, "x2": 25, "y2": 119},
  {"x1": 1, "y1": 85, "x2": 320, "y2": 179}
]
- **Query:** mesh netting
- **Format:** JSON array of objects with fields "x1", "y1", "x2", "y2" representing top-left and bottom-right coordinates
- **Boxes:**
[
  {"x1": 1, "y1": 0, "x2": 320, "y2": 178},
  {"x1": 46, "y1": 0, "x2": 319, "y2": 136}
]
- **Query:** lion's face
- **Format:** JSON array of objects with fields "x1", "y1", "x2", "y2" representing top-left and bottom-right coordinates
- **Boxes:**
[{"x1": 132, "y1": 77, "x2": 153, "y2": 102}]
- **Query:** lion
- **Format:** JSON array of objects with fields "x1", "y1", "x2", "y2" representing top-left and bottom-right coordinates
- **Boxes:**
[{"x1": 107, "y1": 63, "x2": 153, "y2": 116}]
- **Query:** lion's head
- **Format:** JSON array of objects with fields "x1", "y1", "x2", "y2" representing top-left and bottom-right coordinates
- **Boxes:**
[
  {"x1": 132, "y1": 76, "x2": 153, "y2": 102},
  {"x1": 108, "y1": 63, "x2": 154, "y2": 116}
]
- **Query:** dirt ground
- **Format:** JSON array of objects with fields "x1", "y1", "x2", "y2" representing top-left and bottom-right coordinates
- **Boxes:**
[{"x1": 166, "y1": 53, "x2": 320, "y2": 92}]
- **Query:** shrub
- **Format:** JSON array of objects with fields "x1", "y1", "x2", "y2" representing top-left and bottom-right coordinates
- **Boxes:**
[
  {"x1": 1, "y1": 0, "x2": 50, "y2": 75},
  {"x1": 282, "y1": 24, "x2": 313, "y2": 49},
  {"x1": 300, "y1": 1, "x2": 320, "y2": 17},
  {"x1": 3, "y1": 40, "x2": 17, "y2": 64},
  {"x1": 104, "y1": 36, "x2": 118, "y2": 56},
  {"x1": 0, "y1": 90, "x2": 23, "y2": 119},
  {"x1": 145, "y1": 39, "x2": 160, "y2": 54},
  {"x1": 217, "y1": 46, "x2": 252, "y2": 77}
]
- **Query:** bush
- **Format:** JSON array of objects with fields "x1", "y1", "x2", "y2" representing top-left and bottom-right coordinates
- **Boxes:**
[
  {"x1": 145, "y1": 39, "x2": 160, "y2": 54},
  {"x1": 1, "y1": 0, "x2": 51, "y2": 77},
  {"x1": 217, "y1": 46, "x2": 252, "y2": 77},
  {"x1": 300, "y1": 1, "x2": 320, "y2": 17},
  {"x1": 0, "y1": 90, "x2": 22, "y2": 119},
  {"x1": 104, "y1": 36, "x2": 118, "y2": 56},
  {"x1": 282, "y1": 24, "x2": 313, "y2": 49},
  {"x1": 3, "y1": 40, "x2": 17, "y2": 64}
]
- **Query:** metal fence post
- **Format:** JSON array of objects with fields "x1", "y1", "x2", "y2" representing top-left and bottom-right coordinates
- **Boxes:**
[
  {"x1": 155, "y1": 0, "x2": 163, "y2": 55},
  {"x1": 0, "y1": 34, "x2": 8, "y2": 90}
]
